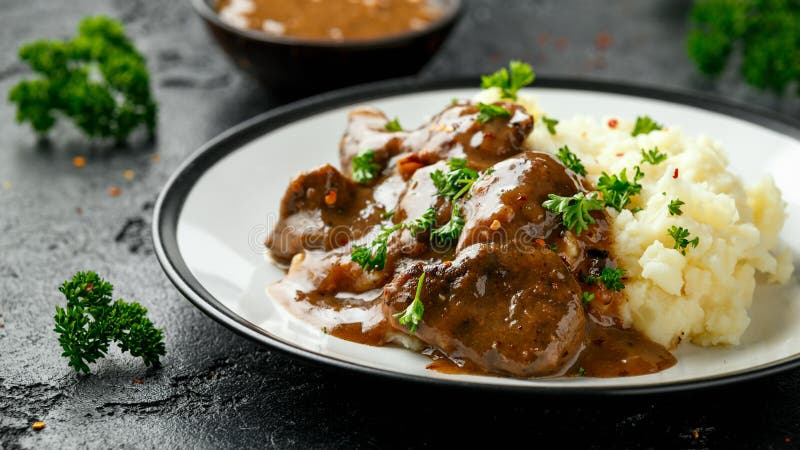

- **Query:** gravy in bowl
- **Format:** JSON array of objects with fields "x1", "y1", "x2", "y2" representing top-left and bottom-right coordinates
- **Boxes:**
[{"x1": 217, "y1": 0, "x2": 444, "y2": 41}]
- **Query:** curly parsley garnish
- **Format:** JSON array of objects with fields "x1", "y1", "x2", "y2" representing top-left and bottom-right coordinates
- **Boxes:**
[
  {"x1": 641, "y1": 147, "x2": 667, "y2": 165},
  {"x1": 54, "y1": 271, "x2": 165, "y2": 373},
  {"x1": 385, "y1": 118, "x2": 403, "y2": 132},
  {"x1": 582, "y1": 292, "x2": 595, "y2": 305},
  {"x1": 596, "y1": 166, "x2": 644, "y2": 211},
  {"x1": 352, "y1": 209, "x2": 438, "y2": 271},
  {"x1": 476, "y1": 103, "x2": 511, "y2": 123},
  {"x1": 631, "y1": 116, "x2": 663, "y2": 136},
  {"x1": 668, "y1": 198, "x2": 685, "y2": 216},
  {"x1": 406, "y1": 207, "x2": 437, "y2": 235},
  {"x1": 393, "y1": 272, "x2": 426, "y2": 334},
  {"x1": 542, "y1": 192, "x2": 605, "y2": 235},
  {"x1": 352, "y1": 149, "x2": 381, "y2": 184},
  {"x1": 556, "y1": 145, "x2": 587, "y2": 176},
  {"x1": 480, "y1": 60, "x2": 535, "y2": 100},
  {"x1": 667, "y1": 225, "x2": 700, "y2": 255},
  {"x1": 430, "y1": 158, "x2": 481, "y2": 243},
  {"x1": 542, "y1": 116, "x2": 559, "y2": 135},
  {"x1": 9, "y1": 16, "x2": 157, "y2": 143},
  {"x1": 586, "y1": 268, "x2": 626, "y2": 291}
]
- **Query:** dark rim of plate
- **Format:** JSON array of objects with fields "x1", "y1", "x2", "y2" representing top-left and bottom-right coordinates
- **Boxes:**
[
  {"x1": 190, "y1": 0, "x2": 463, "y2": 49},
  {"x1": 152, "y1": 76, "x2": 800, "y2": 395}
]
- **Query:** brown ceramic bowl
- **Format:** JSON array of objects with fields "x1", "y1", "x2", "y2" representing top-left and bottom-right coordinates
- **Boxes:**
[{"x1": 191, "y1": 0, "x2": 462, "y2": 97}]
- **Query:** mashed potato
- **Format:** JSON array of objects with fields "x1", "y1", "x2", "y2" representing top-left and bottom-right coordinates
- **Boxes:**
[{"x1": 475, "y1": 87, "x2": 794, "y2": 348}]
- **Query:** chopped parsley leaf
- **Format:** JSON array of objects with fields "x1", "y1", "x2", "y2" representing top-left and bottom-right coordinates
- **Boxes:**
[
  {"x1": 631, "y1": 116, "x2": 663, "y2": 136},
  {"x1": 385, "y1": 118, "x2": 403, "y2": 132},
  {"x1": 596, "y1": 166, "x2": 644, "y2": 211},
  {"x1": 556, "y1": 145, "x2": 587, "y2": 176},
  {"x1": 667, "y1": 225, "x2": 700, "y2": 255},
  {"x1": 406, "y1": 207, "x2": 437, "y2": 235},
  {"x1": 393, "y1": 272, "x2": 426, "y2": 334},
  {"x1": 641, "y1": 147, "x2": 667, "y2": 165},
  {"x1": 480, "y1": 60, "x2": 535, "y2": 100},
  {"x1": 668, "y1": 198, "x2": 685, "y2": 216},
  {"x1": 476, "y1": 103, "x2": 511, "y2": 123},
  {"x1": 352, "y1": 149, "x2": 381, "y2": 184},
  {"x1": 542, "y1": 192, "x2": 605, "y2": 235},
  {"x1": 582, "y1": 291, "x2": 595, "y2": 305},
  {"x1": 587, "y1": 268, "x2": 626, "y2": 291},
  {"x1": 351, "y1": 223, "x2": 401, "y2": 270},
  {"x1": 542, "y1": 116, "x2": 559, "y2": 135}
]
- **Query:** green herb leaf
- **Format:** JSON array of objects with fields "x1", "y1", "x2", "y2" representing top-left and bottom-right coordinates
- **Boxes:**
[
  {"x1": 631, "y1": 116, "x2": 663, "y2": 136},
  {"x1": 586, "y1": 268, "x2": 626, "y2": 291},
  {"x1": 596, "y1": 166, "x2": 644, "y2": 211},
  {"x1": 668, "y1": 198, "x2": 685, "y2": 216},
  {"x1": 430, "y1": 159, "x2": 479, "y2": 200},
  {"x1": 393, "y1": 272, "x2": 426, "y2": 334},
  {"x1": 582, "y1": 291, "x2": 595, "y2": 305},
  {"x1": 542, "y1": 192, "x2": 605, "y2": 235},
  {"x1": 406, "y1": 207, "x2": 437, "y2": 235},
  {"x1": 385, "y1": 118, "x2": 403, "y2": 132},
  {"x1": 54, "y1": 271, "x2": 165, "y2": 373},
  {"x1": 556, "y1": 145, "x2": 587, "y2": 176},
  {"x1": 8, "y1": 16, "x2": 157, "y2": 143},
  {"x1": 351, "y1": 224, "x2": 401, "y2": 270},
  {"x1": 641, "y1": 147, "x2": 667, "y2": 165},
  {"x1": 476, "y1": 103, "x2": 511, "y2": 123},
  {"x1": 352, "y1": 149, "x2": 381, "y2": 184},
  {"x1": 542, "y1": 116, "x2": 559, "y2": 135},
  {"x1": 431, "y1": 205, "x2": 465, "y2": 244},
  {"x1": 667, "y1": 225, "x2": 700, "y2": 255},
  {"x1": 578, "y1": 367, "x2": 586, "y2": 376},
  {"x1": 480, "y1": 60, "x2": 535, "y2": 100}
]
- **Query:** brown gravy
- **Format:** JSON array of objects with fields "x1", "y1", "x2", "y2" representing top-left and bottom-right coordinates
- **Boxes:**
[
  {"x1": 216, "y1": 0, "x2": 444, "y2": 41},
  {"x1": 265, "y1": 100, "x2": 678, "y2": 379}
]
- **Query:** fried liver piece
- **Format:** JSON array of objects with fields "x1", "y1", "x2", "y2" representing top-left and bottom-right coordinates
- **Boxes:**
[
  {"x1": 383, "y1": 243, "x2": 586, "y2": 377},
  {"x1": 266, "y1": 164, "x2": 384, "y2": 263}
]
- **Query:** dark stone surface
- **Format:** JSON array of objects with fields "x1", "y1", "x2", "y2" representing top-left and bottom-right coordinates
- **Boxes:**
[{"x1": 1, "y1": 1, "x2": 799, "y2": 448}]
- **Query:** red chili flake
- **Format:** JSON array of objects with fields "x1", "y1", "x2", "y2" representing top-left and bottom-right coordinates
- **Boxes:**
[
  {"x1": 607, "y1": 118, "x2": 618, "y2": 128},
  {"x1": 516, "y1": 194, "x2": 527, "y2": 202},
  {"x1": 72, "y1": 156, "x2": 86, "y2": 168},
  {"x1": 535, "y1": 238, "x2": 546, "y2": 247},
  {"x1": 483, "y1": 132, "x2": 496, "y2": 140},
  {"x1": 108, "y1": 187, "x2": 121, "y2": 197},
  {"x1": 595, "y1": 32, "x2": 613, "y2": 50},
  {"x1": 338, "y1": 237, "x2": 348, "y2": 246},
  {"x1": 537, "y1": 32, "x2": 550, "y2": 46},
  {"x1": 324, "y1": 190, "x2": 337, "y2": 205},
  {"x1": 132, "y1": 378, "x2": 143, "y2": 384},
  {"x1": 673, "y1": 168, "x2": 679, "y2": 179}
]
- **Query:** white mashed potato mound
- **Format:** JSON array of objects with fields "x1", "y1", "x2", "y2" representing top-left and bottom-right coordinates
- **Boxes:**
[{"x1": 475, "y1": 87, "x2": 794, "y2": 348}]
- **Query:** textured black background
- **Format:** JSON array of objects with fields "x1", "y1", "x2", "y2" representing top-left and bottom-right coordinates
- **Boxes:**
[{"x1": 2, "y1": 1, "x2": 800, "y2": 448}]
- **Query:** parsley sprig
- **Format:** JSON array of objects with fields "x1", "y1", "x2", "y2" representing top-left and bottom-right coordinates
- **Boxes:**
[
  {"x1": 352, "y1": 149, "x2": 381, "y2": 184},
  {"x1": 393, "y1": 272, "x2": 426, "y2": 334},
  {"x1": 542, "y1": 116, "x2": 559, "y2": 135},
  {"x1": 641, "y1": 147, "x2": 667, "y2": 165},
  {"x1": 430, "y1": 158, "x2": 481, "y2": 243},
  {"x1": 596, "y1": 166, "x2": 644, "y2": 211},
  {"x1": 586, "y1": 268, "x2": 626, "y2": 291},
  {"x1": 556, "y1": 145, "x2": 587, "y2": 176},
  {"x1": 667, "y1": 225, "x2": 700, "y2": 255},
  {"x1": 480, "y1": 60, "x2": 535, "y2": 100},
  {"x1": 542, "y1": 192, "x2": 605, "y2": 235},
  {"x1": 582, "y1": 291, "x2": 595, "y2": 305},
  {"x1": 631, "y1": 116, "x2": 663, "y2": 136},
  {"x1": 54, "y1": 271, "x2": 165, "y2": 373},
  {"x1": 351, "y1": 208, "x2": 438, "y2": 271},
  {"x1": 476, "y1": 103, "x2": 511, "y2": 123}
]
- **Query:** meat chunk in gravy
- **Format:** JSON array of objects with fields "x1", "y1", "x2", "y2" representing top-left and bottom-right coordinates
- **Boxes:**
[
  {"x1": 266, "y1": 164, "x2": 385, "y2": 263},
  {"x1": 383, "y1": 243, "x2": 586, "y2": 377},
  {"x1": 340, "y1": 102, "x2": 534, "y2": 183}
]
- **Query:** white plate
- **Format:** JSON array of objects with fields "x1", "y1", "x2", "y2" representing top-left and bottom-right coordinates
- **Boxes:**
[{"x1": 153, "y1": 78, "x2": 800, "y2": 394}]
